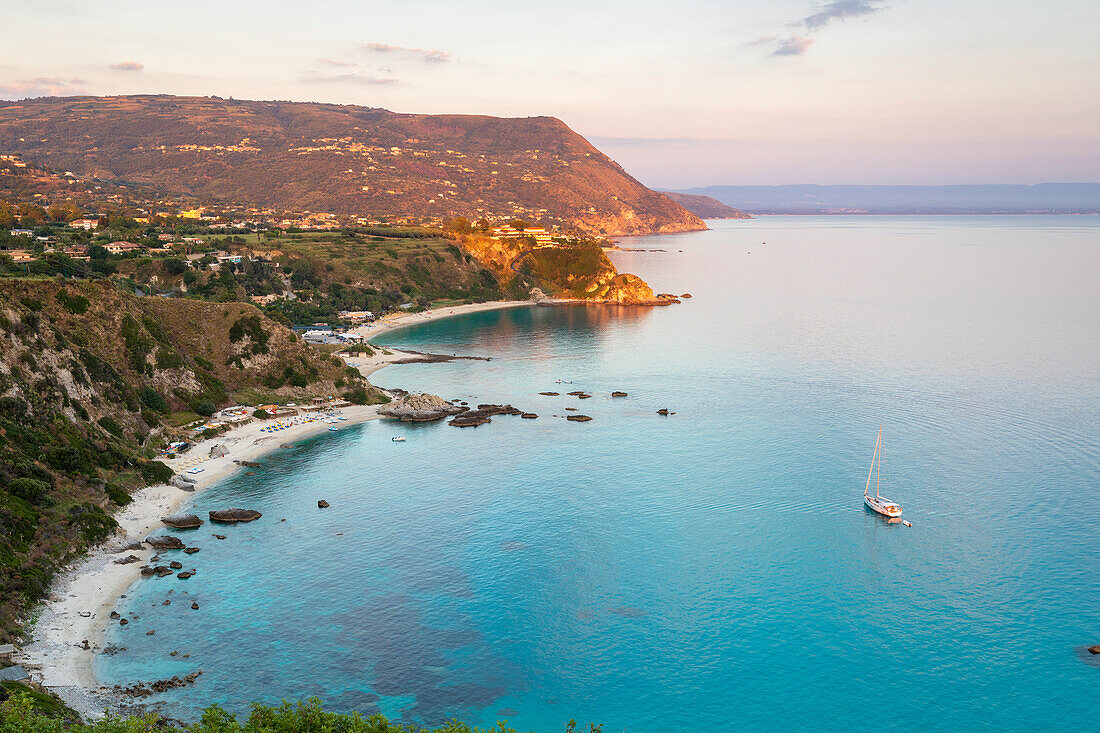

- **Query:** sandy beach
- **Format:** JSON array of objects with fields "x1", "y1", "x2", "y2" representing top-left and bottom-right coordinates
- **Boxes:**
[
  {"x1": 15, "y1": 299, "x2": 533, "y2": 719},
  {"x1": 351, "y1": 299, "x2": 533, "y2": 342},
  {"x1": 16, "y1": 402, "x2": 387, "y2": 719}
]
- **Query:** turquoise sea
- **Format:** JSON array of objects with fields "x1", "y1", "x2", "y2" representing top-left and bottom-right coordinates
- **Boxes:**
[{"x1": 98, "y1": 217, "x2": 1100, "y2": 731}]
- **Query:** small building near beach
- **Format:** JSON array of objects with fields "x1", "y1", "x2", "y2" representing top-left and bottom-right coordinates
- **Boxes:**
[
  {"x1": 0, "y1": 643, "x2": 16, "y2": 664},
  {"x1": 0, "y1": 664, "x2": 30, "y2": 682}
]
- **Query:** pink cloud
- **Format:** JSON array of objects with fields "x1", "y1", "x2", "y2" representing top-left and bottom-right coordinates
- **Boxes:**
[
  {"x1": 109, "y1": 61, "x2": 144, "y2": 71},
  {"x1": 0, "y1": 77, "x2": 86, "y2": 99},
  {"x1": 363, "y1": 43, "x2": 451, "y2": 63},
  {"x1": 773, "y1": 35, "x2": 815, "y2": 56}
]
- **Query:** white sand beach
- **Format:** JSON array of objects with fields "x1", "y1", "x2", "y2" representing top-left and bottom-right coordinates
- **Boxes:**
[
  {"x1": 352, "y1": 299, "x2": 533, "y2": 341},
  {"x1": 16, "y1": 402, "x2": 387, "y2": 718}
]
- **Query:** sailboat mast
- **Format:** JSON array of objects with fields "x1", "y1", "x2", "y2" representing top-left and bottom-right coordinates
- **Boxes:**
[{"x1": 864, "y1": 426, "x2": 882, "y2": 497}]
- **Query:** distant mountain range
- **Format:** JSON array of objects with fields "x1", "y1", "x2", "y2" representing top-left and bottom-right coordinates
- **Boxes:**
[
  {"x1": 0, "y1": 95, "x2": 703, "y2": 236},
  {"x1": 661, "y1": 192, "x2": 751, "y2": 219},
  {"x1": 674, "y1": 184, "x2": 1100, "y2": 215}
]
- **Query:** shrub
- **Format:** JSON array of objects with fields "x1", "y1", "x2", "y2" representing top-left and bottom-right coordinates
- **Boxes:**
[
  {"x1": 194, "y1": 402, "x2": 215, "y2": 416},
  {"x1": 97, "y1": 416, "x2": 124, "y2": 437},
  {"x1": 6, "y1": 477, "x2": 49, "y2": 505},
  {"x1": 105, "y1": 483, "x2": 132, "y2": 506},
  {"x1": 55, "y1": 290, "x2": 90, "y2": 314},
  {"x1": 252, "y1": 408, "x2": 270, "y2": 419},
  {"x1": 138, "y1": 386, "x2": 168, "y2": 412},
  {"x1": 139, "y1": 460, "x2": 172, "y2": 484}
]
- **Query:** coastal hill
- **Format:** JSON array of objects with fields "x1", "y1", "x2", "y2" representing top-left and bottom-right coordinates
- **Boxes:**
[
  {"x1": 661, "y1": 191, "x2": 751, "y2": 219},
  {"x1": 0, "y1": 95, "x2": 705, "y2": 236},
  {"x1": 0, "y1": 279, "x2": 384, "y2": 640}
]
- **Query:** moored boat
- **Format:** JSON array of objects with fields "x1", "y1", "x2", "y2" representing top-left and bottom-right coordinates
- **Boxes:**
[{"x1": 863, "y1": 426, "x2": 902, "y2": 517}]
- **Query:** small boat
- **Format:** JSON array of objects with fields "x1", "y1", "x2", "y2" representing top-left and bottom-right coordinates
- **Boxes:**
[
  {"x1": 392, "y1": 436, "x2": 406, "y2": 442},
  {"x1": 555, "y1": 379, "x2": 572, "y2": 384},
  {"x1": 328, "y1": 426, "x2": 338, "y2": 432},
  {"x1": 863, "y1": 426, "x2": 902, "y2": 517}
]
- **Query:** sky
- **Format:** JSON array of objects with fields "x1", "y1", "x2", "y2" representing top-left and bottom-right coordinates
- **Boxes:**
[{"x1": 2, "y1": 0, "x2": 1098, "y2": 188}]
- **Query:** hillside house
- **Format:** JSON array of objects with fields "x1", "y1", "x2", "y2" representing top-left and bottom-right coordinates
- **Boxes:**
[
  {"x1": 491, "y1": 225, "x2": 554, "y2": 246},
  {"x1": 104, "y1": 241, "x2": 141, "y2": 254},
  {"x1": 69, "y1": 218, "x2": 99, "y2": 230}
]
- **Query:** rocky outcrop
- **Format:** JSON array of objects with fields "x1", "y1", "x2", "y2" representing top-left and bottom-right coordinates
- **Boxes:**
[
  {"x1": 209, "y1": 508, "x2": 262, "y2": 523},
  {"x1": 146, "y1": 535, "x2": 185, "y2": 550},
  {"x1": 112, "y1": 671, "x2": 202, "y2": 698},
  {"x1": 379, "y1": 393, "x2": 465, "y2": 422},
  {"x1": 170, "y1": 475, "x2": 197, "y2": 491},
  {"x1": 209, "y1": 444, "x2": 229, "y2": 459},
  {"x1": 521, "y1": 413, "x2": 538, "y2": 419},
  {"x1": 162, "y1": 514, "x2": 203, "y2": 529}
]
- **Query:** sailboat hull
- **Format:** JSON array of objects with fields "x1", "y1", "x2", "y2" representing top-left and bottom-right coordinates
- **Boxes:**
[{"x1": 864, "y1": 494, "x2": 902, "y2": 517}]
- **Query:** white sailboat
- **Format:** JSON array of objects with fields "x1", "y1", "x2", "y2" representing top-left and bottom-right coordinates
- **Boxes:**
[{"x1": 863, "y1": 426, "x2": 902, "y2": 517}]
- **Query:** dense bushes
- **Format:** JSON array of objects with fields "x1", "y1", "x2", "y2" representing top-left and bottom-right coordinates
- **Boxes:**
[
  {"x1": 0, "y1": 694, "x2": 607, "y2": 733},
  {"x1": 6, "y1": 478, "x2": 49, "y2": 505}
]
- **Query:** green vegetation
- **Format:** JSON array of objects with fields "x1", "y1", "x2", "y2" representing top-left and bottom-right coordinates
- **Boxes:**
[
  {"x1": 0, "y1": 279, "x2": 375, "y2": 642},
  {"x1": 0, "y1": 694, "x2": 605, "y2": 733}
]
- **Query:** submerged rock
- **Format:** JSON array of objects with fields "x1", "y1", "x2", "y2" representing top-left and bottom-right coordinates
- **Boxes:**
[
  {"x1": 521, "y1": 413, "x2": 538, "y2": 419},
  {"x1": 168, "y1": 561, "x2": 183, "y2": 570},
  {"x1": 162, "y1": 514, "x2": 203, "y2": 529},
  {"x1": 209, "y1": 508, "x2": 262, "y2": 523},
  {"x1": 657, "y1": 409, "x2": 669, "y2": 416},
  {"x1": 177, "y1": 571, "x2": 194, "y2": 579},
  {"x1": 153, "y1": 566, "x2": 174, "y2": 578},
  {"x1": 611, "y1": 391, "x2": 628, "y2": 397},
  {"x1": 317, "y1": 500, "x2": 330, "y2": 508},
  {"x1": 1088, "y1": 645, "x2": 1100, "y2": 655},
  {"x1": 190, "y1": 602, "x2": 200, "y2": 610},
  {"x1": 140, "y1": 567, "x2": 155, "y2": 577},
  {"x1": 539, "y1": 392, "x2": 559, "y2": 396},
  {"x1": 567, "y1": 415, "x2": 593, "y2": 422},
  {"x1": 183, "y1": 547, "x2": 201, "y2": 554}
]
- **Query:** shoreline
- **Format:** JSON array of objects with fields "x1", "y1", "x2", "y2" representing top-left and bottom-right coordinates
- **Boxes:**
[
  {"x1": 16, "y1": 402, "x2": 389, "y2": 719},
  {"x1": 351, "y1": 299, "x2": 534, "y2": 343}
]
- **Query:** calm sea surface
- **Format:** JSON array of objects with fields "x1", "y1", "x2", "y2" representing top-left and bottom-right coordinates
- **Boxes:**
[{"x1": 99, "y1": 217, "x2": 1100, "y2": 731}]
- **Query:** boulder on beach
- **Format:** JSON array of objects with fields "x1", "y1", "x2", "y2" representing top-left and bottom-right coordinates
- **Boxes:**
[
  {"x1": 209, "y1": 508, "x2": 262, "y2": 524},
  {"x1": 162, "y1": 514, "x2": 203, "y2": 529},
  {"x1": 317, "y1": 500, "x2": 330, "y2": 508},
  {"x1": 114, "y1": 555, "x2": 140, "y2": 565},
  {"x1": 209, "y1": 444, "x2": 229, "y2": 459},
  {"x1": 379, "y1": 392, "x2": 465, "y2": 422},
  {"x1": 146, "y1": 535, "x2": 185, "y2": 550},
  {"x1": 567, "y1": 415, "x2": 593, "y2": 422},
  {"x1": 235, "y1": 460, "x2": 260, "y2": 468},
  {"x1": 170, "y1": 475, "x2": 196, "y2": 491}
]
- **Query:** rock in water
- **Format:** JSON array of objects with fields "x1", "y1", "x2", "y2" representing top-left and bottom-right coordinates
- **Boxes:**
[
  {"x1": 657, "y1": 409, "x2": 669, "y2": 415},
  {"x1": 146, "y1": 535, "x2": 185, "y2": 549},
  {"x1": 190, "y1": 602, "x2": 200, "y2": 610},
  {"x1": 209, "y1": 508, "x2": 262, "y2": 523},
  {"x1": 162, "y1": 514, "x2": 203, "y2": 529},
  {"x1": 1088, "y1": 645, "x2": 1100, "y2": 655},
  {"x1": 567, "y1": 415, "x2": 593, "y2": 422},
  {"x1": 177, "y1": 572, "x2": 194, "y2": 579},
  {"x1": 539, "y1": 392, "x2": 559, "y2": 396},
  {"x1": 168, "y1": 561, "x2": 183, "y2": 570},
  {"x1": 318, "y1": 500, "x2": 330, "y2": 508},
  {"x1": 611, "y1": 391, "x2": 628, "y2": 397},
  {"x1": 183, "y1": 547, "x2": 200, "y2": 554},
  {"x1": 521, "y1": 413, "x2": 538, "y2": 419},
  {"x1": 379, "y1": 392, "x2": 465, "y2": 422}
]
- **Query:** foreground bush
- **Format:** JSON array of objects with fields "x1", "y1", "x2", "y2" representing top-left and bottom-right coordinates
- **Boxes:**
[{"x1": 0, "y1": 694, "x2": 604, "y2": 733}]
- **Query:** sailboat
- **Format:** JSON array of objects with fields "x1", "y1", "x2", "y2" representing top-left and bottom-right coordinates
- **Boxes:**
[{"x1": 863, "y1": 426, "x2": 902, "y2": 517}]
